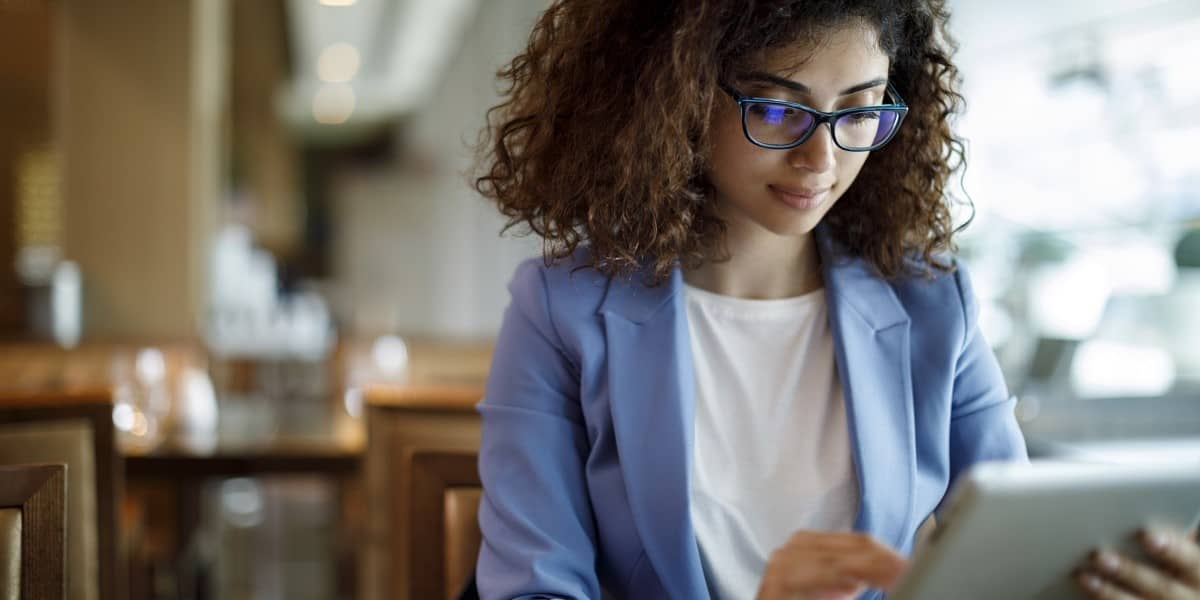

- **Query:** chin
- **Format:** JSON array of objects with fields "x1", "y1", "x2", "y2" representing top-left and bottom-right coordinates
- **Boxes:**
[
  {"x1": 753, "y1": 213, "x2": 823, "y2": 237},
  {"x1": 765, "y1": 202, "x2": 836, "y2": 235}
]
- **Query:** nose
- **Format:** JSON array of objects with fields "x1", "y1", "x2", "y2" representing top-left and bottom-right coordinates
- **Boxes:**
[{"x1": 787, "y1": 122, "x2": 836, "y2": 173}]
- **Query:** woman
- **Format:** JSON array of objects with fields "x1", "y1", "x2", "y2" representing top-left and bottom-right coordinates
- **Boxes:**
[{"x1": 472, "y1": 1, "x2": 1200, "y2": 599}]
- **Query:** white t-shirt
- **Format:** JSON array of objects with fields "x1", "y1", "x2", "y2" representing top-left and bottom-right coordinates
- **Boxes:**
[{"x1": 684, "y1": 283, "x2": 860, "y2": 600}]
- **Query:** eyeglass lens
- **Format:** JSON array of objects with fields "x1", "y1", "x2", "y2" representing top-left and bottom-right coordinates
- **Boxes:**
[{"x1": 744, "y1": 103, "x2": 902, "y2": 150}]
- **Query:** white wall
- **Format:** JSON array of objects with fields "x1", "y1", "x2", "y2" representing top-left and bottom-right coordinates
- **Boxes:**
[{"x1": 332, "y1": 0, "x2": 547, "y2": 337}]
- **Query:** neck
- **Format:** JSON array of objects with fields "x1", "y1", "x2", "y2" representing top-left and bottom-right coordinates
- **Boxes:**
[{"x1": 682, "y1": 225, "x2": 824, "y2": 299}]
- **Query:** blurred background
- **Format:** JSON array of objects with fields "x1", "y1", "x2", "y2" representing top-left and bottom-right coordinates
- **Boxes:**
[{"x1": 0, "y1": 1, "x2": 1195, "y2": 599}]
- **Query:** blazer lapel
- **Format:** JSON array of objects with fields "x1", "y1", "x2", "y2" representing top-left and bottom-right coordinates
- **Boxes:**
[
  {"x1": 597, "y1": 225, "x2": 919, "y2": 598},
  {"x1": 816, "y1": 226, "x2": 917, "y2": 551},
  {"x1": 600, "y1": 267, "x2": 708, "y2": 599}
]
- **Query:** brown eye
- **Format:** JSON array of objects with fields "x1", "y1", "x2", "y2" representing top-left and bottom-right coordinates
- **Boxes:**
[{"x1": 743, "y1": 102, "x2": 816, "y2": 146}]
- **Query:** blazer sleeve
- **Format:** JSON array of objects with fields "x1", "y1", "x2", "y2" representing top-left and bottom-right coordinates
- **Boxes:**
[
  {"x1": 946, "y1": 264, "x2": 1030, "y2": 492},
  {"x1": 475, "y1": 260, "x2": 601, "y2": 600}
]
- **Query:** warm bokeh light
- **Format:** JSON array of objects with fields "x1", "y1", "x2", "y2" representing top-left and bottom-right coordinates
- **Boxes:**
[
  {"x1": 317, "y1": 42, "x2": 360, "y2": 83},
  {"x1": 371, "y1": 334, "x2": 409, "y2": 376},
  {"x1": 311, "y1": 83, "x2": 355, "y2": 124},
  {"x1": 135, "y1": 347, "x2": 166, "y2": 386}
]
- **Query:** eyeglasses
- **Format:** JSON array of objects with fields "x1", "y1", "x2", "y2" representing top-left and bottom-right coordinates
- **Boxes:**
[{"x1": 720, "y1": 82, "x2": 908, "y2": 152}]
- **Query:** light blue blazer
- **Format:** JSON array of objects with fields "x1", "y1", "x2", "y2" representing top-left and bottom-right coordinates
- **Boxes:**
[{"x1": 476, "y1": 225, "x2": 1028, "y2": 600}]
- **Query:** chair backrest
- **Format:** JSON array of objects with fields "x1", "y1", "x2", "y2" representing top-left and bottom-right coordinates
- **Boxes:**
[
  {"x1": 410, "y1": 450, "x2": 482, "y2": 600},
  {"x1": 0, "y1": 389, "x2": 119, "y2": 600},
  {"x1": 364, "y1": 384, "x2": 483, "y2": 600},
  {"x1": 0, "y1": 463, "x2": 67, "y2": 600},
  {"x1": 361, "y1": 337, "x2": 491, "y2": 600}
]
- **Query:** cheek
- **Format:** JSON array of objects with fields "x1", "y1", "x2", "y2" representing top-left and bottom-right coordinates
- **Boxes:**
[
  {"x1": 709, "y1": 115, "x2": 773, "y2": 188},
  {"x1": 835, "y1": 152, "x2": 871, "y2": 191}
]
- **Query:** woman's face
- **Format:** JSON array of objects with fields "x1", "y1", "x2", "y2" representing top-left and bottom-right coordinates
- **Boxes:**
[{"x1": 707, "y1": 22, "x2": 891, "y2": 238}]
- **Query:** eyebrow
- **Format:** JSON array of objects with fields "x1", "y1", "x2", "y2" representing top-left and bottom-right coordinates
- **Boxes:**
[{"x1": 741, "y1": 71, "x2": 888, "y2": 97}]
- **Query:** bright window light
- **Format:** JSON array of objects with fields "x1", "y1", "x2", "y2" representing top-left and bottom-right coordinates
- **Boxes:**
[
  {"x1": 1071, "y1": 339, "x2": 1176, "y2": 399},
  {"x1": 1027, "y1": 257, "x2": 1112, "y2": 339}
]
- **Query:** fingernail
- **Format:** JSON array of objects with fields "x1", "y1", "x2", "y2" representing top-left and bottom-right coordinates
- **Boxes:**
[
  {"x1": 1082, "y1": 573, "x2": 1102, "y2": 591},
  {"x1": 1095, "y1": 551, "x2": 1119, "y2": 572},
  {"x1": 1146, "y1": 531, "x2": 1170, "y2": 551}
]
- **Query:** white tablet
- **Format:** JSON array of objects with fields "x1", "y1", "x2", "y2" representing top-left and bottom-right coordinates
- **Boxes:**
[{"x1": 890, "y1": 460, "x2": 1200, "y2": 600}]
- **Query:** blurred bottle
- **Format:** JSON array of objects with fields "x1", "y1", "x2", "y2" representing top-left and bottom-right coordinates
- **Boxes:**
[
  {"x1": 50, "y1": 260, "x2": 81, "y2": 348},
  {"x1": 110, "y1": 348, "x2": 171, "y2": 454},
  {"x1": 177, "y1": 365, "x2": 219, "y2": 453}
]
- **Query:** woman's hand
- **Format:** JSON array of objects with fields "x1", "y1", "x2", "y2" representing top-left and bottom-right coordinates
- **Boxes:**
[
  {"x1": 755, "y1": 530, "x2": 908, "y2": 600},
  {"x1": 1075, "y1": 528, "x2": 1200, "y2": 599}
]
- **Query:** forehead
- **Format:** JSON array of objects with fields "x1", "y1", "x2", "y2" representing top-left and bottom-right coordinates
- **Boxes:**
[{"x1": 750, "y1": 22, "x2": 890, "y2": 89}]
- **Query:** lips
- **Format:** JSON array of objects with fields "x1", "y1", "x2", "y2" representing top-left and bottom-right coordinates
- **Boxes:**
[{"x1": 769, "y1": 184, "x2": 832, "y2": 210}]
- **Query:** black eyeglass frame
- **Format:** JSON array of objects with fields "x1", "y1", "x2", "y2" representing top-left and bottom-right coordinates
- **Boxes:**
[{"x1": 719, "y1": 81, "x2": 909, "y2": 152}]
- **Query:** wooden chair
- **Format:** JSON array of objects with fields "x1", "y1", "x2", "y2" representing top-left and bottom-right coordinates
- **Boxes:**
[
  {"x1": 0, "y1": 463, "x2": 67, "y2": 600},
  {"x1": 364, "y1": 384, "x2": 484, "y2": 600},
  {"x1": 0, "y1": 389, "x2": 120, "y2": 600},
  {"x1": 411, "y1": 450, "x2": 482, "y2": 600}
]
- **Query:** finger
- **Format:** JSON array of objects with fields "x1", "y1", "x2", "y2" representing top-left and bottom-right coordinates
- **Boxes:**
[
  {"x1": 829, "y1": 551, "x2": 908, "y2": 588},
  {"x1": 770, "y1": 569, "x2": 862, "y2": 598},
  {"x1": 1090, "y1": 549, "x2": 1194, "y2": 599},
  {"x1": 1076, "y1": 569, "x2": 1139, "y2": 600},
  {"x1": 1141, "y1": 528, "x2": 1200, "y2": 584},
  {"x1": 763, "y1": 549, "x2": 859, "y2": 594},
  {"x1": 825, "y1": 532, "x2": 907, "y2": 566},
  {"x1": 770, "y1": 532, "x2": 907, "y2": 593},
  {"x1": 782, "y1": 531, "x2": 908, "y2": 585}
]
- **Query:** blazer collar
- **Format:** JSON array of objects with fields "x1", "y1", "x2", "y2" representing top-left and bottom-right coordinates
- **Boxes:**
[
  {"x1": 597, "y1": 264, "x2": 677, "y2": 324},
  {"x1": 598, "y1": 224, "x2": 909, "y2": 332},
  {"x1": 600, "y1": 264, "x2": 707, "y2": 598},
  {"x1": 814, "y1": 225, "x2": 918, "y2": 550},
  {"x1": 813, "y1": 223, "x2": 909, "y2": 332}
]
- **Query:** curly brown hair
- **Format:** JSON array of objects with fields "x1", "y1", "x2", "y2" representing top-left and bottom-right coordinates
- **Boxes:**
[{"x1": 475, "y1": 0, "x2": 968, "y2": 283}]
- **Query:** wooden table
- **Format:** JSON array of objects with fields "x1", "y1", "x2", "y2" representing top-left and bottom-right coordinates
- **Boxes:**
[
  {"x1": 123, "y1": 433, "x2": 363, "y2": 479},
  {"x1": 0, "y1": 336, "x2": 496, "y2": 600},
  {"x1": 121, "y1": 429, "x2": 366, "y2": 600}
]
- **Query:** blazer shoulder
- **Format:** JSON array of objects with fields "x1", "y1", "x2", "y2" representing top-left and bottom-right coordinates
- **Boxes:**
[
  {"x1": 890, "y1": 255, "x2": 979, "y2": 344},
  {"x1": 508, "y1": 245, "x2": 610, "y2": 330}
]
